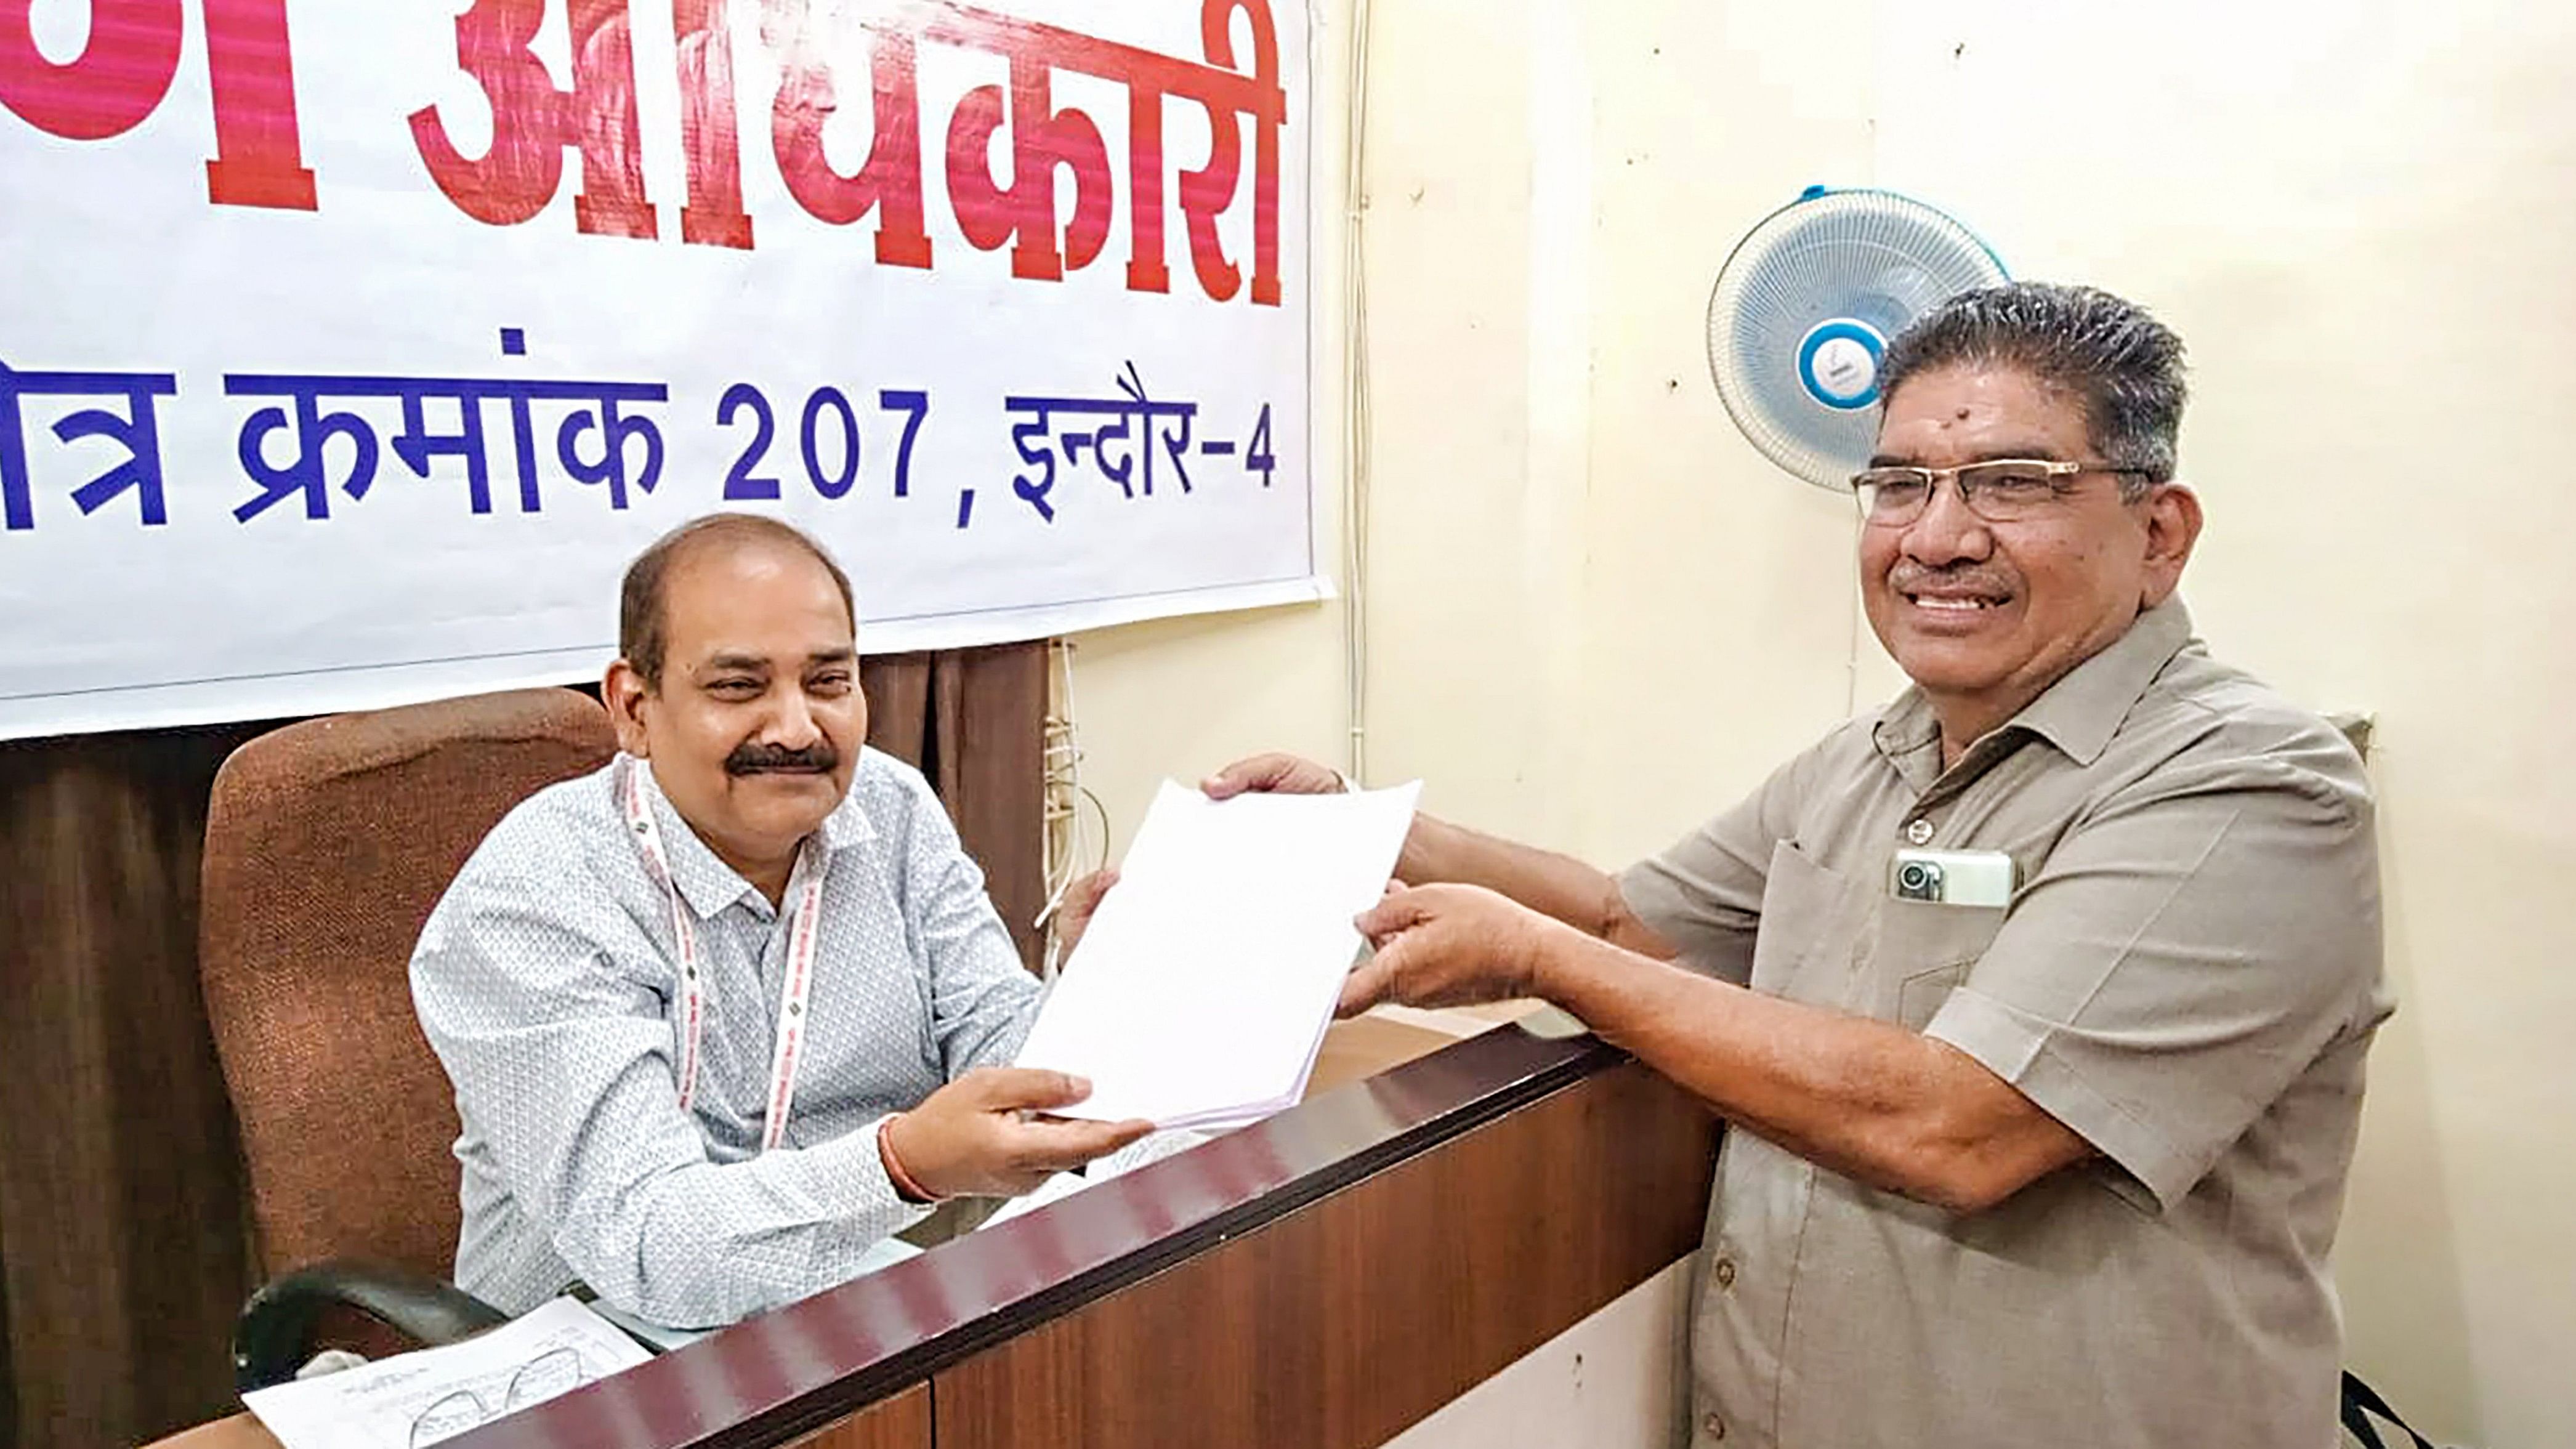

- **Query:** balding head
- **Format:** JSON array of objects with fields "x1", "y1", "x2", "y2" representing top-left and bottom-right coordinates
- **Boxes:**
[{"x1": 619, "y1": 514, "x2": 854, "y2": 690}]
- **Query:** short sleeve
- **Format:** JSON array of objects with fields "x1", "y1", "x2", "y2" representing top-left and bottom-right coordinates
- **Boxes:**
[
  {"x1": 1617, "y1": 746, "x2": 1820, "y2": 985},
  {"x1": 1926, "y1": 746, "x2": 2383, "y2": 1211}
]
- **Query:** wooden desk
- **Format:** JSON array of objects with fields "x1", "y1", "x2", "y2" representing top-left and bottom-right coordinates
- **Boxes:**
[
  {"x1": 145, "y1": 1011, "x2": 1485, "y2": 1449},
  {"x1": 150, "y1": 1394, "x2": 933, "y2": 1449},
  {"x1": 153, "y1": 1017, "x2": 1714, "y2": 1449},
  {"x1": 141, "y1": 1394, "x2": 931, "y2": 1449}
]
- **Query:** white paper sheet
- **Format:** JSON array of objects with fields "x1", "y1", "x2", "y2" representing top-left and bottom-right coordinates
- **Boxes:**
[
  {"x1": 241, "y1": 1297, "x2": 652, "y2": 1449},
  {"x1": 1014, "y1": 780, "x2": 1421, "y2": 1128}
]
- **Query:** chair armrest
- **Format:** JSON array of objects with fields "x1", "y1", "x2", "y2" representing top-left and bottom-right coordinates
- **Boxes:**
[{"x1": 233, "y1": 1258, "x2": 510, "y2": 1394}]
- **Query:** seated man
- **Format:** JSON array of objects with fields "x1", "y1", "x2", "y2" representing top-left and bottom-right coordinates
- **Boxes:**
[{"x1": 411, "y1": 514, "x2": 1148, "y2": 1328}]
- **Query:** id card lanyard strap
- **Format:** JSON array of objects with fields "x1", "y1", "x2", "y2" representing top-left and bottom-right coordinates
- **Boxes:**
[{"x1": 620, "y1": 757, "x2": 825, "y2": 1153}]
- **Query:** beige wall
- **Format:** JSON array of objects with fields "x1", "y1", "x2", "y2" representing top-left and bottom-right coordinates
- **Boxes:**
[
  {"x1": 1074, "y1": 1, "x2": 2576, "y2": 1442},
  {"x1": 1381, "y1": 1257, "x2": 1695, "y2": 1449}
]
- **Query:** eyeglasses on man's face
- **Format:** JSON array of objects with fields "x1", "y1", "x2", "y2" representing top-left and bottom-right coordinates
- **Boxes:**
[{"x1": 1849, "y1": 459, "x2": 2156, "y2": 527}]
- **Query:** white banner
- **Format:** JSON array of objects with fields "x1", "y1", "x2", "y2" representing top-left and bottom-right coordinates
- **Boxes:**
[{"x1": 0, "y1": 0, "x2": 1317, "y2": 739}]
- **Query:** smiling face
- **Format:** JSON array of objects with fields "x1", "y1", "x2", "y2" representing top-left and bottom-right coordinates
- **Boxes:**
[
  {"x1": 1860, "y1": 363, "x2": 2201, "y2": 759},
  {"x1": 604, "y1": 536, "x2": 865, "y2": 898}
]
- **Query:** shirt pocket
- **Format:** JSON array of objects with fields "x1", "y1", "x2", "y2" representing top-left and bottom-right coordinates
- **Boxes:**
[
  {"x1": 1878, "y1": 897, "x2": 2006, "y2": 1030},
  {"x1": 1748, "y1": 839, "x2": 1855, "y2": 1006}
]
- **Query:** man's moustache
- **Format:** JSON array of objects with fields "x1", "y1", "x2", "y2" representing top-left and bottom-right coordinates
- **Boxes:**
[
  {"x1": 1888, "y1": 566, "x2": 2014, "y2": 596},
  {"x1": 724, "y1": 743, "x2": 840, "y2": 775}
]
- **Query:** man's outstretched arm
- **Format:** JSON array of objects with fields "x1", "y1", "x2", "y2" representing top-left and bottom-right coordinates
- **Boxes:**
[{"x1": 1342, "y1": 885, "x2": 2091, "y2": 1216}]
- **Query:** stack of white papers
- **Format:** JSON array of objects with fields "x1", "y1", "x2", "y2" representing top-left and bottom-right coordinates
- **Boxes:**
[
  {"x1": 242, "y1": 1297, "x2": 651, "y2": 1449},
  {"x1": 1014, "y1": 779, "x2": 1421, "y2": 1129}
]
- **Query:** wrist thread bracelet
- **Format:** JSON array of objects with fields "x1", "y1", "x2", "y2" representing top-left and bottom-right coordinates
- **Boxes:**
[{"x1": 877, "y1": 1114, "x2": 941, "y2": 1205}]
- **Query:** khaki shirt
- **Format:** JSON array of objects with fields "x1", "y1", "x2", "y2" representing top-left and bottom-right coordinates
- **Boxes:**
[{"x1": 1621, "y1": 601, "x2": 2388, "y2": 1449}]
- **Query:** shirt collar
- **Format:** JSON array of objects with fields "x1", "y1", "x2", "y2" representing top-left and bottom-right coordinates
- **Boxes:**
[
  {"x1": 1872, "y1": 597, "x2": 2197, "y2": 777},
  {"x1": 2010, "y1": 597, "x2": 2195, "y2": 766},
  {"x1": 631, "y1": 757, "x2": 875, "y2": 919}
]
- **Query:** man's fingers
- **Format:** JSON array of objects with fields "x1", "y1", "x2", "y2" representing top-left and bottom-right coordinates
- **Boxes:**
[
  {"x1": 1336, "y1": 953, "x2": 1395, "y2": 1017},
  {"x1": 1070, "y1": 868, "x2": 1120, "y2": 911},
  {"x1": 1200, "y1": 753, "x2": 1283, "y2": 799},
  {"x1": 1354, "y1": 887, "x2": 1427, "y2": 941},
  {"x1": 1012, "y1": 1116, "x2": 1155, "y2": 1171},
  {"x1": 1201, "y1": 752, "x2": 1339, "y2": 799},
  {"x1": 1056, "y1": 868, "x2": 1121, "y2": 959},
  {"x1": 966, "y1": 1067, "x2": 1092, "y2": 1111}
]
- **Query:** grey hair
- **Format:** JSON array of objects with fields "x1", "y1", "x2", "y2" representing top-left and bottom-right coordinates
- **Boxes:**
[{"x1": 1876, "y1": 282, "x2": 2188, "y2": 496}]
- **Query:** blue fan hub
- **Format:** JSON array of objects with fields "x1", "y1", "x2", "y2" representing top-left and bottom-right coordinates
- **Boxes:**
[{"x1": 1796, "y1": 318, "x2": 1888, "y2": 411}]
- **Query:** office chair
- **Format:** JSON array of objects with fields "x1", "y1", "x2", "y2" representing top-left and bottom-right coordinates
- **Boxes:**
[{"x1": 198, "y1": 688, "x2": 615, "y2": 1392}]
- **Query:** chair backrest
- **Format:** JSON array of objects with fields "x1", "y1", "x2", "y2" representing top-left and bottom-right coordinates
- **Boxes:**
[{"x1": 200, "y1": 688, "x2": 615, "y2": 1279}]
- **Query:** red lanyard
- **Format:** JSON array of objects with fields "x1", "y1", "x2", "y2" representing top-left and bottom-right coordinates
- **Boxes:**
[{"x1": 620, "y1": 757, "x2": 827, "y2": 1153}]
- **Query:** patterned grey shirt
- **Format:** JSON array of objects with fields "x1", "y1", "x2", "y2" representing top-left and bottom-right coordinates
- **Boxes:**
[{"x1": 410, "y1": 749, "x2": 1040, "y2": 1328}]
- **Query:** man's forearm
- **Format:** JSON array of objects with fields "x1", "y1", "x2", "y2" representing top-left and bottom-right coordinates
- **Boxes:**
[
  {"x1": 559, "y1": 1125, "x2": 927, "y2": 1326},
  {"x1": 1400, "y1": 814, "x2": 1677, "y2": 959},
  {"x1": 1529, "y1": 923, "x2": 2088, "y2": 1212}
]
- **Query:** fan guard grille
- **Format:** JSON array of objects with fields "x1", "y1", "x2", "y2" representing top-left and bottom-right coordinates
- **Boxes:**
[{"x1": 1706, "y1": 190, "x2": 2008, "y2": 490}]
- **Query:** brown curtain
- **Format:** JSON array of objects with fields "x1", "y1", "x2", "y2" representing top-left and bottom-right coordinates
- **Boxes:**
[
  {"x1": 0, "y1": 642, "x2": 1044, "y2": 1448},
  {"x1": 860, "y1": 644, "x2": 1051, "y2": 971},
  {"x1": 0, "y1": 724, "x2": 268, "y2": 1449}
]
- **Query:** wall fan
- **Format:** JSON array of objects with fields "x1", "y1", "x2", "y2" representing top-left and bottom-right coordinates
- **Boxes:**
[{"x1": 1705, "y1": 187, "x2": 2008, "y2": 490}]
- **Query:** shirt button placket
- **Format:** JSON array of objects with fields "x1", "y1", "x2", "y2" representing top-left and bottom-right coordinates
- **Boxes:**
[{"x1": 1904, "y1": 815, "x2": 1935, "y2": 846}]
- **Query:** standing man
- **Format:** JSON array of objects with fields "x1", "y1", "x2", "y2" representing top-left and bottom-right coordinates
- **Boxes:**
[
  {"x1": 413, "y1": 514, "x2": 1147, "y2": 1329},
  {"x1": 1211, "y1": 285, "x2": 2388, "y2": 1446}
]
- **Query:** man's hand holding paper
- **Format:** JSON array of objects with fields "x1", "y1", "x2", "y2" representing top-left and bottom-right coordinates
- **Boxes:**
[
  {"x1": 1343, "y1": 882, "x2": 1553, "y2": 1015},
  {"x1": 881, "y1": 1067, "x2": 1152, "y2": 1200},
  {"x1": 1012, "y1": 778, "x2": 1421, "y2": 1129}
]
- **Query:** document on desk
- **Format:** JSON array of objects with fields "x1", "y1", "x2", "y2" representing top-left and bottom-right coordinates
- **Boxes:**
[
  {"x1": 241, "y1": 1296, "x2": 650, "y2": 1449},
  {"x1": 1015, "y1": 779, "x2": 1422, "y2": 1129}
]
